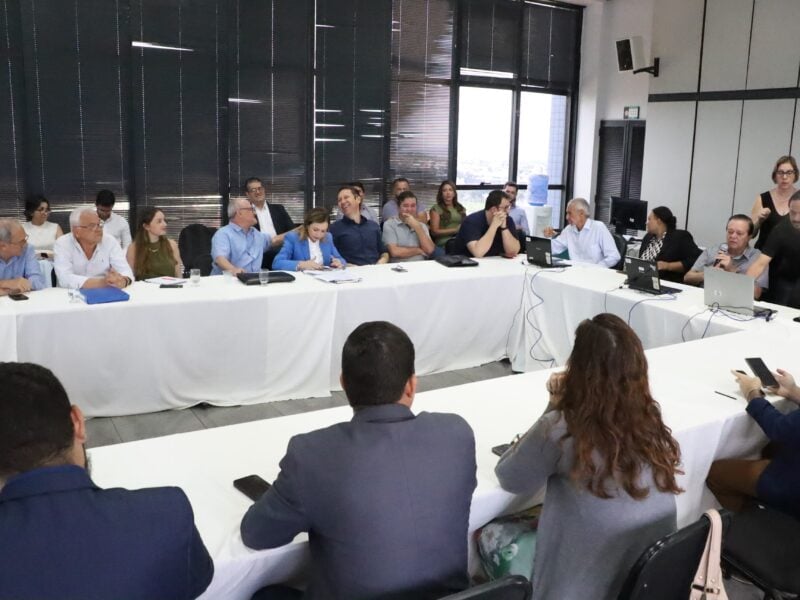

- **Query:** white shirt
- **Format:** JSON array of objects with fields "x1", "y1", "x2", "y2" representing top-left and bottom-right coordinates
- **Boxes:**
[
  {"x1": 550, "y1": 218, "x2": 621, "y2": 268},
  {"x1": 22, "y1": 221, "x2": 59, "y2": 255},
  {"x1": 54, "y1": 233, "x2": 134, "y2": 289},
  {"x1": 101, "y1": 212, "x2": 132, "y2": 249},
  {"x1": 254, "y1": 204, "x2": 277, "y2": 237},
  {"x1": 308, "y1": 239, "x2": 323, "y2": 264}
]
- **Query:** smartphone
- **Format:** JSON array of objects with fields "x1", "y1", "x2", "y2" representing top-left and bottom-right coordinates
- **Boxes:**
[
  {"x1": 745, "y1": 358, "x2": 778, "y2": 388},
  {"x1": 491, "y1": 443, "x2": 512, "y2": 457},
  {"x1": 793, "y1": 316, "x2": 800, "y2": 323},
  {"x1": 159, "y1": 283, "x2": 183, "y2": 289},
  {"x1": 9, "y1": 293, "x2": 29, "y2": 301},
  {"x1": 233, "y1": 475, "x2": 271, "y2": 501},
  {"x1": 391, "y1": 265, "x2": 408, "y2": 273}
]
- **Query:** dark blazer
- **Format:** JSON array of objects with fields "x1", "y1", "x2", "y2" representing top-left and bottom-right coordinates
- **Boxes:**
[
  {"x1": 241, "y1": 403, "x2": 477, "y2": 600},
  {"x1": 254, "y1": 203, "x2": 295, "y2": 269},
  {"x1": 639, "y1": 229, "x2": 702, "y2": 283},
  {"x1": 0, "y1": 465, "x2": 213, "y2": 600}
]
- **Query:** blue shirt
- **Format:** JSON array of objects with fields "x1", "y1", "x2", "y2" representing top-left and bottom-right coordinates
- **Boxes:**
[
  {"x1": 330, "y1": 216, "x2": 386, "y2": 265},
  {"x1": 508, "y1": 206, "x2": 530, "y2": 235},
  {"x1": 0, "y1": 243, "x2": 45, "y2": 290},
  {"x1": 550, "y1": 218, "x2": 620, "y2": 268},
  {"x1": 210, "y1": 223, "x2": 270, "y2": 275}
]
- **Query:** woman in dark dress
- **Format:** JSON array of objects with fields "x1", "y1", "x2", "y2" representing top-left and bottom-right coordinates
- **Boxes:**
[
  {"x1": 638, "y1": 206, "x2": 701, "y2": 283},
  {"x1": 751, "y1": 155, "x2": 798, "y2": 250}
]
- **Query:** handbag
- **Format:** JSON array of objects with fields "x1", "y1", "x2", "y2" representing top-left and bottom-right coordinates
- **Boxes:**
[{"x1": 689, "y1": 509, "x2": 728, "y2": 600}]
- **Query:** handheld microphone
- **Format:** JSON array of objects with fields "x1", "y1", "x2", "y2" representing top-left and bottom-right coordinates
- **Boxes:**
[{"x1": 712, "y1": 243, "x2": 728, "y2": 267}]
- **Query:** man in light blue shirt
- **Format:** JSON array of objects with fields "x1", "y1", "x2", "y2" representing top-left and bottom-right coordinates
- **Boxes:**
[
  {"x1": 543, "y1": 198, "x2": 620, "y2": 268},
  {"x1": 504, "y1": 182, "x2": 530, "y2": 236},
  {"x1": 0, "y1": 218, "x2": 45, "y2": 294},
  {"x1": 211, "y1": 198, "x2": 271, "y2": 275}
]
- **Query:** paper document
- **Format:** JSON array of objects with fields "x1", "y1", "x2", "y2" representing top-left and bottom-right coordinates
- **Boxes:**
[{"x1": 307, "y1": 269, "x2": 362, "y2": 284}]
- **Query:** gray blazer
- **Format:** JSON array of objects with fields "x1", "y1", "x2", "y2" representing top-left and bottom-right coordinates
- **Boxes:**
[{"x1": 241, "y1": 403, "x2": 477, "y2": 600}]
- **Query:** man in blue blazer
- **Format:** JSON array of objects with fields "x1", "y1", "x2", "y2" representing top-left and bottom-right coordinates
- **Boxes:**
[
  {"x1": 241, "y1": 321, "x2": 477, "y2": 600},
  {"x1": 0, "y1": 363, "x2": 214, "y2": 600}
]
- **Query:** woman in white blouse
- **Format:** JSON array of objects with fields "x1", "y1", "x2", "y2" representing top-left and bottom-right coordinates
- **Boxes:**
[
  {"x1": 22, "y1": 194, "x2": 63, "y2": 258},
  {"x1": 272, "y1": 208, "x2": 345, "y2": 271}
]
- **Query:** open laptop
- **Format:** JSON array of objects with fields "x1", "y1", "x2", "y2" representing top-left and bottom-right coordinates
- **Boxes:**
[
  {"x1": 624, "y1": 256, "x2": 681, "y2": 295},
  {"x1": 526, "y1": 236, "x2": 570, "y2": 268},
  {"x1": 236, "y1": 271, "x2": 296, "y2": 285},
  {"x1": 703, "y1": 267, "x2": 773, "y2": 317}
]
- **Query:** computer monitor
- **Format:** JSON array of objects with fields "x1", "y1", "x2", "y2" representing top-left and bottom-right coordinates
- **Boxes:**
[{"x1": 610, "y1": 197, "x2": 648, "y2": 235}]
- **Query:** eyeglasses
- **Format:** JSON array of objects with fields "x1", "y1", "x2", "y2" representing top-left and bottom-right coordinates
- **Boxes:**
[
  {"x1": 35, "y1": 206, "x2": 51, "y2": 213},
  {"x1": 77, "y1": 222, "x2": 104, "y2": 231},
  {"x1": 8, "y1": 234, "x2": 28, "y2": 246},
  {"x1": 776, "y1": 170, "x2": 797, "y2": 177},
  {"x1": 238, "y1": 206, "x2": 255, "y2": 212},
  {"x1": 247, "y1": 186, "x2": 265, "y2": 193}
]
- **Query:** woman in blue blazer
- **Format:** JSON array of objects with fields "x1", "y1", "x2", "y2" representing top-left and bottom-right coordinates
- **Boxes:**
[{"x1": 273, "y1": 207, "x2": 346, "y2": 271}]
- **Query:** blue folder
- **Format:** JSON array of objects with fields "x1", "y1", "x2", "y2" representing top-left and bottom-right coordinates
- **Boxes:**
[{"x1": 81, "y1": 287, "x2": 130, "y2": 305}]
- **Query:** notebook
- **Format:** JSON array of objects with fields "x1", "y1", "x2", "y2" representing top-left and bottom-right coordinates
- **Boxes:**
[
  {"x1": 624, "y1": 256, "x2": 681, "y2": 295},
  {"x1": 703, "y1": 267, "x2": 772, "y2": 318},
  {"x1": 236, "y1": 272, "x2": 296, "y2": 285},
  {"x1": 526, "y1": 236, "x2": 570, "y2": 268},
  {"x1": 80, "y1": 287, "x2": 130, "y2": 305}
]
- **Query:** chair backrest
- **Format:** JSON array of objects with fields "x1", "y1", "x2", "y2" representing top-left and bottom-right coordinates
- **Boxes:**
[
  {"x1": 178, "y1": 224, "x2": 216, "y2": 276},
  {"x1": 438, "y1": 575, "x2": 531, "y2": 600},
  {"x1": 612, "y1": 233, "x2": 628, "y2": 270},
  {"x1": 618, "y1": 511, "x2": 732, "y2": 600}
]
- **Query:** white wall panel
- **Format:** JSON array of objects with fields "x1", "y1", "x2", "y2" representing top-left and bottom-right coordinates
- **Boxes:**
[
  {"x1": 650, "y1": 0, "x2": 704, "y2": 94},
  {"x1": 640, "y1": 102, "x2": 696, "y2": 227},
  {"x1": 687, "y1": 102, "x2": 742, "y2": 248},
  {"x1": 747, "y1": 0, "x2": 800, "y2": 89},
  {"x1": 733, "y1": 99, "x2": 795, "y2": 216},
  {"x1": 699, "y1": 0, "x2": 751, "y2": 92}
]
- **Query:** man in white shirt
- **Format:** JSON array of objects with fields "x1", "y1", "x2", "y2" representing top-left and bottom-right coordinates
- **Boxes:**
[
  {"x1": 543, "y1": 197, "x2": 620, "y2": 268},
  {"x1": 95, "y1": 190, "x2": 132, "y2": 250},
  {"x1": 54, "y1": 207, "x2": 133, "y2": 289},
  {"x1": 504, "y1": 182, "x2": 530, "y2": 236}
]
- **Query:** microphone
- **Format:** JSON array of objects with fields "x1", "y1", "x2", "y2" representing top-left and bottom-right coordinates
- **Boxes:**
[{"x1": 712, "y1": 243, "x2": 728, "y2": 267}]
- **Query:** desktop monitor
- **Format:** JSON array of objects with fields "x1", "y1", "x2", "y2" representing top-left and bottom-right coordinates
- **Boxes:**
[{"x1": 610, "y1": 197, "x2": 648, "y2": 235}]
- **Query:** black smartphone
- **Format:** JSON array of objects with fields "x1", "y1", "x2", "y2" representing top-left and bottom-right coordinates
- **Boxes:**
[
  {"x1": 159, "y1": 283, "x2": 183, "y2": 289},
  {"x1": 745, "y1": 357, "x2": 778, "y2": 388},
  {"x1": 233, "y1": 475, "x2": 271, "y2": 501},
  {"x1": 9, "y1": 293, "x2": 29, "y2": 301},
  {"x1": 793, "y1": 316, "x2": 800, "y2": 323},
  {"x1": 491, "y1": 443, "x2": 511, "y2": 457}
]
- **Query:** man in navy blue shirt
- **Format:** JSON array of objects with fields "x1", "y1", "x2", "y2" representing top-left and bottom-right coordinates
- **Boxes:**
[
  {"x1": 0, "y1": 363, "x2": 214, "y2": 600},
  {"x1": 330, "y1": 185, "x2": 389, "y2": 265},
  {"x1": 454, "y1": 190, "x2": 520, "y2": 258}
]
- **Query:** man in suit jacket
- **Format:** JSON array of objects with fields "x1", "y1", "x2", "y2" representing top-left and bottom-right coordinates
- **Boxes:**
[
  {"x1": 0, "y1": 363, "x2": 214, "y2": 600},
  {"x1": 240, "y1": 321, "x2": 477, "y2": 600},
  {"x1": 244, "y1": 177, "x2": 297, "y2": 268}
]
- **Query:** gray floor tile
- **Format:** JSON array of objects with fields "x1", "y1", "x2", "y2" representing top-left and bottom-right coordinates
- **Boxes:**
[
  {"x1": 416, "y1": 370, "x2": 471, "y2": 393},
  {"x1": 331, "y1": 390, "x2": 349, "y2": 406},
  {"x1": 191, "y1": 402, "x2": 283, "y2": 429},
  {"x1": 85, "y1": 417, "x2": 122, "y2": 449},
  {"x1": 272, "y1": 395, "x2": 348, "y2": 417},
  {"x1": 454, "y1": 359, "x2": 515, "y2": 383},
  {"x1": 112, "y1": 409, "x2": 206, "y2": 443}
]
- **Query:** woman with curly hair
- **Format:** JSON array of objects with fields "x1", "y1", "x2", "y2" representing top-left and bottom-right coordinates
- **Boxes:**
[
  {"x1": 495, "y1": 313, "x2": 682, "y2": 599},
  {"x1": 429, "y1": 180, "x2": 466, "y2": 248}
]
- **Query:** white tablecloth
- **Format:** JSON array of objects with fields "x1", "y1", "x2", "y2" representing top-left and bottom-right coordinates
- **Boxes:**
[
  {"x1": 89, "y1": 325, "x2": 800, "y2": 600},
  {"x1": 0, "y1": 305, "x2": 16, "y2": 361}
]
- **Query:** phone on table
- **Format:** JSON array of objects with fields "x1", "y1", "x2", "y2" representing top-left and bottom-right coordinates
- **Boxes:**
[
  {"x1": 159, "y1": 283, "x2": 183, "y2": 289},
  {"x1": 9, "y1": 293, "x2": 29, "y2": 301},
  {"x1": 233, "y1": 475, "x2": 271, "y2": 501},
  {"x1": 745, "y1": 357, "x2": 778, "y2": 388}
]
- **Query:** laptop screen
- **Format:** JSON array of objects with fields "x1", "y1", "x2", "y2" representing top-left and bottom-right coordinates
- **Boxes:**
[
  {"x1": 703, "y1": 268, "x2": 754, "y2": 314},
  {"x1": 624, "y1": 256, "x2": 660, "y2": 293},
  {"x1": 527, "y1": 236, "x2": 553, "y2": 266}
]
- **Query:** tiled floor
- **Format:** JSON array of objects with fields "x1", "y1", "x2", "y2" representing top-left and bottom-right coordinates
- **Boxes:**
[{"x1": 85, "y1": 360, "x2": 515, "y2": 449}]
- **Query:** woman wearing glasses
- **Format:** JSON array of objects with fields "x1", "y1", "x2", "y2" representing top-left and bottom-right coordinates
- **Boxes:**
[
  {"x1": 752, "y1": 155, "x2": 798, "y2": 250},
  {"x1": 22, "y1": 194, "x2": 63, "y2": 258}
]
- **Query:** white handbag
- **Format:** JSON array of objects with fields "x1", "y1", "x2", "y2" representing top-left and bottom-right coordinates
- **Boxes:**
[{"x1": 689, "y1": 509, "x2": 729, "y2": 599}]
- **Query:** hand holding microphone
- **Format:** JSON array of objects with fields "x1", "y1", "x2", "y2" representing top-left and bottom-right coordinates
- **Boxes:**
[{"x1": 712, "y1": 243, "x2": 729, "y2": 269}]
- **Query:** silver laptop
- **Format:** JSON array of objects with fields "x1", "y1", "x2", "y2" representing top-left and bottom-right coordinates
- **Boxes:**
[{"x1": 703, "y1": 268, "x2": 755, "y2": 315}]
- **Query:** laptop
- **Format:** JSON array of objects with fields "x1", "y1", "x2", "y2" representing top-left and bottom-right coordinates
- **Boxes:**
[
  {"x1": 236, "y1": 271, "x2": 296, "y2": 285},
  {"x1": 436, "y1": 255, "x2": 478, "y2": 268},
  {"x1": 526, "y1": 236, "x2": 570, "y2": 268},
  {"x1": 624, "y1": 256, "x2": 681, "y2": 295},
  {"x1": 703, "y1": 267, "x2": 773, "y2": 317}
]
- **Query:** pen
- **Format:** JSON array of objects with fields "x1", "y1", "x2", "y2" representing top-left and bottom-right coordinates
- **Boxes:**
[{"x1": 714, "y1": 390, "x2": 737, "y2": 400}]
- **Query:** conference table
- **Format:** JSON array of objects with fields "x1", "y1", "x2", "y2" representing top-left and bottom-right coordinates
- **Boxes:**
[
  {"x1": 89, "y1": 324, "x2": 800, "y2": 600},
  {"x1": 1, "y1": 256, "x2": 796, "y2": 417}
]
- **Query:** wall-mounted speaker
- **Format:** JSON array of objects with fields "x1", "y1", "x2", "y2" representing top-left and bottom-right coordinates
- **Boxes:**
[{"x1": 615, "y1": 36, "x2": 646, "y2": 72}]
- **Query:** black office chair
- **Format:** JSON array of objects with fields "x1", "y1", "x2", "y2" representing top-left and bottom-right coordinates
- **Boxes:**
[
  {"x1": 178, "y1": 224, "x2": 216, "y2": 276},
  {"x1": 438, "y1": 576, "x2": 531, "y2": 600},
  {"x1": 444, "y1": 237, "x2": 460, "y2": 255},
  {"x1": 618, "y1": 510, "x2": 732, "y2": 600},
  {"x1": 611, "y1": 233, "x2": 628, "y2": 270},
  {"x1": 722, "y1": 504, "x2": 800, "y2": 599}
]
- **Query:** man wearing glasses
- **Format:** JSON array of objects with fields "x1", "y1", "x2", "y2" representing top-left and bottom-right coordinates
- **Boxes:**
[
  {"x1": 210, "y1": 198, "x2": 271, "y2": 275},
  {"x1": 0, "y1": 218, "x2": 45, "y2": 294},
  {"x1": 53, "y1": 207, "x2": 133, "y2": 289},
  {"x1": 243, "y1": 177, "x2": 296, "y2": 268}
]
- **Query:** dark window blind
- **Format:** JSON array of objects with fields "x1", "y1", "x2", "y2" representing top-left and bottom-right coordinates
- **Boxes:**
[
  {"x1": 17, "y1": 0, "x2": 130, "y2": 231},
  {"x1": 0, "y1": 0, "x2": 25, "y2": 219},
  {"x1": 131, "y1": 0, "x2": 225, "y2": 235},
  {"x1": 389, "y1": 0, "x2": 453, "y2": 206},
  {"x1": 521, "y1": 3, "x2": 581, "y2": 91},
  {"x1": 459, "y1": 0, "x2": 518, "y2": 83},
  {"x1": 315, "y1": 0, "x2": 391, "y2": 214},
  {"x1": 229, "y1": 0, "x2": 309, "y2": 225}
]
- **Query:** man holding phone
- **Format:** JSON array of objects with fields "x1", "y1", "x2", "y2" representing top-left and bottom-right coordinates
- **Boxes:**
[
  {"x1": 240, "y1": 321, "x2": 477, "y2": 599},
  {"x1": 0, "y1": 218, "x2": 45, "y2": 296}
]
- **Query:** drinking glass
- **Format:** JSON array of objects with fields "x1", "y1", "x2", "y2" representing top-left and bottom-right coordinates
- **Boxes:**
[
  {"x1": 259, "y1": 269, "x2": 270, "y2": 286},
  {"x1": 190, "y1": 269, "x2": 201, "y2": 285}
]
